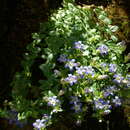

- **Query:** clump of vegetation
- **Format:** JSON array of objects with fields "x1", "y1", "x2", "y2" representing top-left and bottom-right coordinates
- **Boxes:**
[{"x1": 1, "y1": 0, "x2": 130, "y2": 129}]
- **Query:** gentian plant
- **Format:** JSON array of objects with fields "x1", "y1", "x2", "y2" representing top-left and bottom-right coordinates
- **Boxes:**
[{"x1": 1, "y1": 0, "x2": 130, "y2": 129}]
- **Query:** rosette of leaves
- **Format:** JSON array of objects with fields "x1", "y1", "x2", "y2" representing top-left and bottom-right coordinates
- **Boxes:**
[{"x1": 1, "y1": 0, "x2": 130, "y2": 129}]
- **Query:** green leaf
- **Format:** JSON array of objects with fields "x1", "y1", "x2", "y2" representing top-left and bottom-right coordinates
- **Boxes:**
[
  {"x1": 125, "y1": 53, "x2": 130, "y2": 63},
  {"x1": 108, "y1": 25, "x2": 119, "y2": 32},
  {"x1": 39, "y1": 63, "x2": 52, "y2": 77},
  {"x1": 126, "y1": 63, "x2": 130, "y2": 70},
  {"x1": 121, "y1": 88, "x2": 130, "y2": 98},
  {"x1": 110, "y1": 35, "x2": 118, "y2": 42},
  {"x1": 18, "y1": 112, "x2": 26, "y2": 120}
]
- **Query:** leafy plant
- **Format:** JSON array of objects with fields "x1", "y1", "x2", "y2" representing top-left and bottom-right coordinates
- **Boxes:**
[{"x1": 1, "y1": 0, "x2": 130, "y2": 129}]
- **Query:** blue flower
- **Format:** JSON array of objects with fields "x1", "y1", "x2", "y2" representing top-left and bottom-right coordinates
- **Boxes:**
[
  {"x1": 33, "y1": 114, "x2": 51, "y2": 130},
  {"x1": 84, "y1": 87, "x2": 94, "y2": 93},
  {"x1": 100, "y1": 63, "x2": 107, "y2": 68},
  {"x1": 57, "y1": 54, "x2": 67, "y2": 63},
  {"x1": 64, "y1": 74, "x2": 78, "y2": 86},
  {"x1": 112, "y1": 96, "x2": 121, "y2": 106},
  {"x1": 104, "y1": 109, "x2": 111, "y2": 114},
  {"x1": 76, "y1": 66, "x2": 86, "y2": 77},
  {"x1": 109, "y1": 64, "x2": 117, "y2": 73},
  {"x1": 94, "y1": 99, "x2": 111, "y2": 110},
  {"x1": 76, "y1": 66, "x2": 95, "y2": 78},
  {"x1": 71, "y1": 102, "x2": 82, "y2": 113},
  {"x1": 113, "y1": 74, "x2": 124, "y2": 84},
  {"x1": 33, "y1": 119, "x2": 45, "y2": 130},
  {"x1": 97, "y1": 44, "x2": 109, "y2": 55},
  {"x1": 73, "y1": 41, "x2": 86, "y2": 50},
  {"x1": 70, "y1": 96, "x2": 82, "y2": 113},
  {"x1": 84, "y1": 66, "x2": 95, "y2": 76},
  {"x1": 103, "y1": 86, "x2": 117, "y2": 97},
  {"x1": 65, "y1": 59, "x2": 79, "y2": 70},
  {"x1": 47, "y1": 96, "x2": 60, "y2": 107}
]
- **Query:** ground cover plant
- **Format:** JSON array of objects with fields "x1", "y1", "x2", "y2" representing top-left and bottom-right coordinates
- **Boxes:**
[{"x1": 0, "y1": 0, "x2": 130, "y2": 129}]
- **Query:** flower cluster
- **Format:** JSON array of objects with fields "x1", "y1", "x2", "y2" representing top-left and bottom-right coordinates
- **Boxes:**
[
  {"x1": 47, "y1": 96, "x2": 61, "y2": 107},
  {"x1": 73, "y1": 41, "x2": 86, "y2": 50},
  {"x1": 33, "y1": 119, "x2": 45, "y2": 129},
  {"x1": 109, "y1": 64, "x2": 117, "y2": 73},
  {"x1": 94, "y1": 98, "x2": 111, "y2": 114},
  {"x1": 58, "y1": 38, "x2": 129, "y2": 118},
  {"x1": 97, "y1": 44, "x2": 109, "y2": 55},
  {"x1": 64, "y1": 74, "x2": 78, "y2": 86},
  {"x1": 33, "y1": 114, "x2": 51, "y2": 130},
  {"x1": 112, "y1": 96, "x2": 122, "y2": 106},
  {"x1": 65, "y1": 59, "x2": 79, "y2": 70},
  {"x1": 113, "y1": 74, "x2": 124, "y2": 84},
  {"x1": 76, "y1": 65, "x2": 95, "y2": 77},
  {"x1": 63, "y1": 65, "x2": 95, "y2": 85},
  {"x1": 103, "y1": 85, "x2": 117, "y2": 97}
]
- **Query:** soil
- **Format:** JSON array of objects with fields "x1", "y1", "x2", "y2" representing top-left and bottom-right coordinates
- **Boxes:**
[{"x1": 0, "y1": 0, "x2": 130, "y2": 129}]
